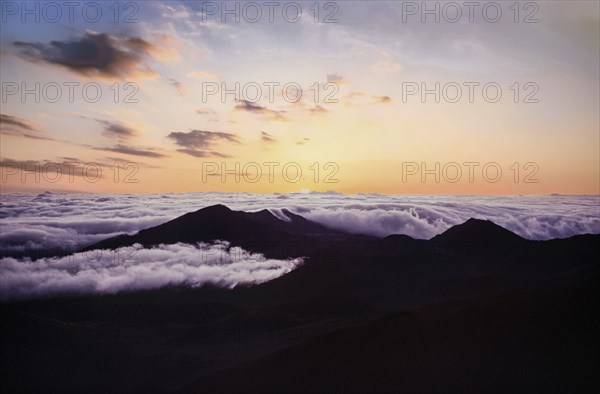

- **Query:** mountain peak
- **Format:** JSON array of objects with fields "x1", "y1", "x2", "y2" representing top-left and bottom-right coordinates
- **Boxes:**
[
  {"x1": 432, "y1": 218, "x2": 524, "y2": 247},
  {"x1": 84, "y1": 204, "x2": 339, "y2": 252},
  {"x1": 465, "y1": 218, "x2": 488, "y2": 224},
  {"x1": 194, "y1": 204, "x2": 232, "y2": 213}
]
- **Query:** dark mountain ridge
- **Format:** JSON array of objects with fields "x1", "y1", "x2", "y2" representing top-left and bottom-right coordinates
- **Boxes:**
[
  {"x1": 84, "y1": 204, "x2": 338, "y2": 252},
  {"x1": 85, "y1": 204, "x2": 536, "y2": 253}
]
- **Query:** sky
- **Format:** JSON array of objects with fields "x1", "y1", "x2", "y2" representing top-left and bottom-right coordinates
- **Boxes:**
[{"x1": 0, "y1": 1, "x2": 599, "y2": 195}]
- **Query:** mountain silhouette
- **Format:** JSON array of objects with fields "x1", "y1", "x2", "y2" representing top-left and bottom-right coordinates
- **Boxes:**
[
  {"x1": 86, "y1": 206, "x2": 531, "y2": 253},
  {"x1": 432, "y1": 218, "x2": 526, "y2": 249},
  {"x1": 85, "y1": 204, "x2": 337, "y2": 251}
]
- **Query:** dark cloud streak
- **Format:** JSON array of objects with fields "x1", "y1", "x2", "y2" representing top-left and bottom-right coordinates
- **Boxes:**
[
  {"x1": 96, "y1": 120, "x2": 137, "y2": 140},
  {"x1": 94, "y1": 144, "x2": 168, "y2": 158},
  {"x1": 234, "y1": 100, "x2": 289, "y2": 121},
  {"x1": 168, "y1": 129, "x2": 239, "y2": 158},
  {"x1": 0, "y1": 114, "x2": 36, "y2": 132},
  {"x1": 13, "y1": 32, "x2": 158, "y2": 79},
  {"x1": 261, "y1": 131, "x2": 277, "y2": 143}
]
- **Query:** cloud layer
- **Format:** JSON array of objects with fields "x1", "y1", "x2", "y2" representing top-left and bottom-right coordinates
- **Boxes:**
[
  {"x1": 1, "y1": 192, "x2": 598, "y2": 299},
  {"x1": 0, "y1": 242, "x2": 303, "y2": 300},
  {"x1": 0, "y1": 192, "x2": 598, "y2": 258}
]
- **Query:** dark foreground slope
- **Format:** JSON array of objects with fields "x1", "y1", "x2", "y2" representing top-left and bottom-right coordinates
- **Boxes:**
[
  {"x1": 184, "y1": 278, "x2": 600, "y2": 394},
  {"x1": 1, "y1": 205, "x2": 599, "y2": 393}
]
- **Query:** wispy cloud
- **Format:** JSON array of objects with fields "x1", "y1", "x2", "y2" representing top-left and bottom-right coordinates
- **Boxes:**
[
  {"x1": 0, "y1": 114, "x2": 35, "y2": 132},
  {"x1": 371, "y1": 50, "x2": 403, "y2": 74},
  {"x1": 234, "y1": 100, "x2": 289, "y2": 121},
  {"x1": 21, "y1": 134, "x2": 55, "y2": 141},
  {"x1": 343, "y1": 92, "x2": 391, "y2": 107},
  {"x1": 94, "y1": 144, "x2": 168, "y2": 158},
  {"x1": 309, "y1": 105, "x2": 328, "y2": 115},
  {"x1": 0, "y1": 114, "x2": 49, "y2": 140},
  {"x1": 96, "y1": 120, "x2": 138, "y2": 140},
  {"x1": 261, "y1": 131, "x2": 277, "y2": 144},
  {"x1": 169, "y1": 78, "x2": 185, "y2": 96},
  {"x1": 175, "y1": 148, "x2": 231, "y2": 158},
  {"x1": 196, "y1": 108, "x2": 217, "y2": 115},
  {"x1": 327, "y1": 74, "x2": 349, "y2": 85},
  {"x1": 168, "y1": 129, "x2": 240, "y2": 158}
]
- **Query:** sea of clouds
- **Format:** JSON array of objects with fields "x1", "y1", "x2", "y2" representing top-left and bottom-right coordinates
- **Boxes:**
[{"x1": 1, "y1": 191, "x2": 598, "y2": 299}]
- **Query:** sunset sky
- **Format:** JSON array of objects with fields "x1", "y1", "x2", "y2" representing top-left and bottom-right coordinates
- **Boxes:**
[{"x1": 1, "y1": 1, "x2": 598, "y2": 195}]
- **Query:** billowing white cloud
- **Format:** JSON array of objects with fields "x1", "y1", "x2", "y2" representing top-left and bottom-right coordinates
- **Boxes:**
[
  {"x1": 0, "y1": 192, "x2": 598, "y2": 258},
  {"x1": 0, "y1": 242, "x2": 303, "y2": 300}
]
